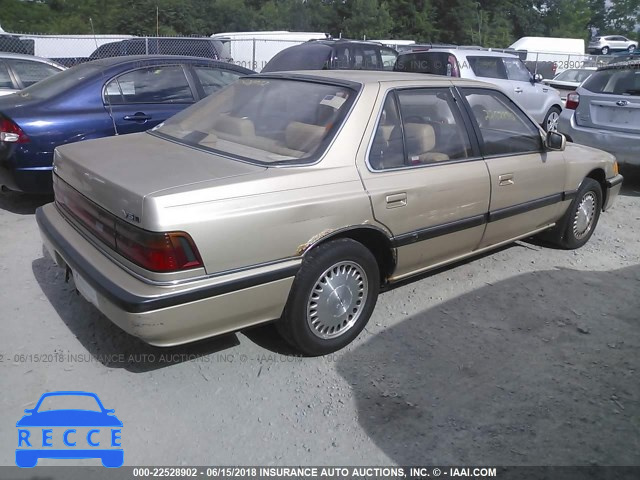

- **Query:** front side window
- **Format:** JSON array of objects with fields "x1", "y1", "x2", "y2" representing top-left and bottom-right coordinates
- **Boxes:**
[
  {"x1": 467, "y1": 56, "x2": 508, "y2": 79},
  {"x1": 582, "y1": 68, "x2": 640, "y2": 96},
  {"x1": 394, "y1": 52, "x2": 459, "y2": 77},
  {"x1": 194, "y1": 67, "x2": 243, "y2": 96},
  {"x1": 104, "y1": 65, "x2": 194, "y2": 104},
  {"x1": 155, "y1": 78, "x2": 357, "y2": 164},
  {"x1": 463, "y1": 88, "x2": 542, "y2": 156},
  {"x1": 503, "y1": 58, "x2": 532, "y2": 82},
  {"x1": 369, "y1": 89, "x2": 471, "y2": 170},
  {"x1": 10, "y1": 60, "x2": 61, "y2": 88}
]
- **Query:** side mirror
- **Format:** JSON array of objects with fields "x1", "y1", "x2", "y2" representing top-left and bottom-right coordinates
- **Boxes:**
[
  {"x1": 546, "y1": 130, "x2": 566, "y2": 151},
  {"x1": 533, "y1": 73, "x2": 543, "y2": 83}
]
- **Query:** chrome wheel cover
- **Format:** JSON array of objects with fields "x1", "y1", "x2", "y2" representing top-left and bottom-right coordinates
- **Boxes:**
[
  {"x1": 573, "y1": 191, "x2": 597, "y2": 239},
  {"x1": 546, "y1": 111, "x2": 559, "y2": 132},
  {"x1": 306, "y1": 261, "x2": 368, "y2": 339}
]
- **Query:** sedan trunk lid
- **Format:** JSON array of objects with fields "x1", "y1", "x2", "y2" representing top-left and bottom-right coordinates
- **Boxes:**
[{"x1": 53, "y1": 132, "x2": 266, "y2": 228}]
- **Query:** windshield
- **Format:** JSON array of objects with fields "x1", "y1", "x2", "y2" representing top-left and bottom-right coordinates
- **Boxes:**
[
  {"x1": 554, "y1": 69, "x2": 593, "y2": 83},
  {"x1": 154, "y1": 77, "x2": 358, "y2": 165},
  {"x1": 582, "y1": 67, "x2": 640, "y2": 96},
  {"x1": 36, "y1": 394, "x2": 102, "y2": 412},
  {"x1": 18, "y1": 63, "x2": 101, "y2": 99}
]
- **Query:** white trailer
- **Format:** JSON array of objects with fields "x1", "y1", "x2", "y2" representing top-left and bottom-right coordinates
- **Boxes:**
[{"x1": 211, "y1": 31, "x2": 327, "y2": 72}]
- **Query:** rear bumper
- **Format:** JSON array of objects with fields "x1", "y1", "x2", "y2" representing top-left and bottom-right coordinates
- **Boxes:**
[
  {"x1": 36, "y1": 203, "x2": 298, "y2": 346},
  {"x1": 604, "y1": 174, "x2": 623, "y2": 211},
  {"x1": 0, "y1": 164, "x2": 53, "y2": 193},
  {"x1": 559, "y1": 110, "x2": 640, "y2": 165}
]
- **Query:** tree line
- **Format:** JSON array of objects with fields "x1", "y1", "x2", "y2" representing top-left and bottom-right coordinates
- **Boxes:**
[{"x1": 1, "y1": 0, "x2": 638, "y2": 47}]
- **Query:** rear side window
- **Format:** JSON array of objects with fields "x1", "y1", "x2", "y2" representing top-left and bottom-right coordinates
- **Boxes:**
[
  {"x1": 467, "y1": 56, "x2": 508, "y2": 79},
  {"x1": 10, "y1": 60, "x2": 61, "y2": 87},
  {"x1": 380, "y1": 47, "x2": 398, "y2": 70},
  {"x1": 0, "y1": 62, "x2": 14, "y2": 89},
  {"x1": 194, "y1": 67, "x2": 243, "y2": 96},
  {"x1": 104, "y1": 65, "x2": 194, "y2": 104},
  {"x1": 582, "y1": 68, "x2": 640, "y2": 96},
  {"x1": 395, "y1": 52, "x2": 459, "y2": 77}
]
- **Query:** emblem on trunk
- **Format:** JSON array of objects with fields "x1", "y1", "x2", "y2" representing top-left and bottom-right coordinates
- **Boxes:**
[
  {"x1": 122, "y1": 210, "x2": 140, "y2": 223},
  {"x1": 616, "y1": 100, "x2": 629, "y2": 106}
]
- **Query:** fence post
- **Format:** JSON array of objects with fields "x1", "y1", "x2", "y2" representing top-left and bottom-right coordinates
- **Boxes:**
[
  {"x1": 252, "y1": 38, "x2": 256, "y2": 71},
  {"x1": 145, "y1": 37, "x2": 149, "y2": 55}
]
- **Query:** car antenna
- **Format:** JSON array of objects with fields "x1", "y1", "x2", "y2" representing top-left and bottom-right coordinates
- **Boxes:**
[{"x1": 90, "y1": 17, "x2": 119, "y2": 135}]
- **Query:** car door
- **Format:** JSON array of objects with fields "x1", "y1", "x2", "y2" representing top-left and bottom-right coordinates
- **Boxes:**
[
  {"x1": 501, "y1": 56, "x2": 550, "y2": 121},
  {"x1": 460, "y1": 87, "x2": 566, "y2": 249},
  {"x1": 357, "y1": 87, "x2": 491, "y2": 280},
  {"x1": 103, "y1": 64, "x2": 197, "y2": 135}
]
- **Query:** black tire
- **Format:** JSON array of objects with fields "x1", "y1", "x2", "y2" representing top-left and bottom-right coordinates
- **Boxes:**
[
  {"x1": 277, "y1": 238, "x2": 380, "y2": 356},
  {"x1": 629, "y1": 44, "x2": 637, "y2": 53},
  {"x1": 543, "y1": 106, "x2": 561, "y2": 132},
  {"x1": 601, "y1": 46, "x2": 609, "y2": 55},
  {"x1": 544, "y1": 178, "x2": 602, "y2": 249}
]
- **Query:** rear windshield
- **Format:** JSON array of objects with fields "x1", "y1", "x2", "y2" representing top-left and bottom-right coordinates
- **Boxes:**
[
  {"x1": 154, "y1": 78, "x2": 358, "y2": 165},
  {"x1": 262, "y1": 45, "x2": 331, "y2": 72},
  {"x1": 394, "y1": 52, "x2": 459, "y2": 76},
  {"x1": 17, "y1": 62, "x2": 101, "y2": 99},
  {"x1": 554, "y1": 69, "x2": 593, "y2": 83},
  {"x1": 582, "y1": 68, "x2": 640, "y2": 96}
]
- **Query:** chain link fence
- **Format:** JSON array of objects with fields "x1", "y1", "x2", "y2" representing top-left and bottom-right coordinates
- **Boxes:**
[{"x1": 0, "y1": 31, "x2": 630, "y2": 74}]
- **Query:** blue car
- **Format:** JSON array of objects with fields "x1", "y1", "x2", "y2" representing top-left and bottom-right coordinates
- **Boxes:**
[
  {"x1": 16, "y1": 391, "x2": 123, "y2": 468},
  {"x1": 0, "y1": 55, "x2": 253, "y2": 193}
]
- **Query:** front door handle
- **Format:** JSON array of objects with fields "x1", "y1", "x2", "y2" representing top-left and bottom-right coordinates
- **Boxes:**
[
  {"x1": 123, "y1": 112, "x2": 152, "y2": 123},
  {"x1": 498, "y1": 174, "x2": 514, "y2": 186},
  {"x1": 385, "y1": 192, "x2": 407, "y2": 208},
  {"x1": 514, "y1": 87, "x2": 523, "y2": 94}
]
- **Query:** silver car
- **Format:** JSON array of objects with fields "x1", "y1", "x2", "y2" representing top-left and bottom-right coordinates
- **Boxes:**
[
  {"x1": 0, "y1": 52, "x2": 65, "y2": 96},
  {"x1": 395, "y1": 48, "x2": 564, "y2": 132},
  {"x1": 559, "y1": 61, "x2": 640, "y2": 166},
  {"x1": 588, "y1": 36, "x2": 637, "y2": 55}
]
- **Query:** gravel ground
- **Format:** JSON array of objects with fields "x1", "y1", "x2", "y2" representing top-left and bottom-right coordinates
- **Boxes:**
[{"x1": 0, "y1": 174, "x2": 638, "y2": 469}]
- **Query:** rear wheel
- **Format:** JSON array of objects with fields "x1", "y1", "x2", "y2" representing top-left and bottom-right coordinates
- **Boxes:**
[
  {"x1": 544, "y1": 178, "x2": 602, "y2": 249},
  {"x1": 277, "y1": 238, "x2": 380, "y2": 356},
  {"x1": 601, "y1": 46, "x2": 610, "y2": 55},
  {"x1": 543, "y1": 106, "x2": 561, "y2": 132}
]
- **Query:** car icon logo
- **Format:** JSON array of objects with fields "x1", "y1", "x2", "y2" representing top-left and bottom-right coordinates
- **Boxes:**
[{"x1": 16, "y1": 391, "x2": 123, "y2": 468}]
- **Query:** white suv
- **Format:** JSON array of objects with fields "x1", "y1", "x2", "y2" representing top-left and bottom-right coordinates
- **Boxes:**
[
  {"x1": 588, "y1": 36, "x2": 637, "y2": 55},
  {"x1": 395, "y1": 48, "x2": 564, "y2": 131}
]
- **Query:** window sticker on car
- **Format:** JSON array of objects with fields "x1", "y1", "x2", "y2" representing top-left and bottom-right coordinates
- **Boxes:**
[{"x1": 320, "y1": 94, "x2": 347, "y2": 109}]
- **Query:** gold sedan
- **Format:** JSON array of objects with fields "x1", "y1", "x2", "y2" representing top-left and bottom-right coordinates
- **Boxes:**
[{"x1": 37, "y1": 71, "x2": 623, "y2": 355}]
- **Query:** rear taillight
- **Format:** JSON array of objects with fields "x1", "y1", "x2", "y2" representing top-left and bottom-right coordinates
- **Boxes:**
[
  {"x1": 0, "y1": 118, "x2": 29, "y2": 143},
  {"x1": 55, "y1": 179, "x2": 203, "y2": 273},
  {"x1": 565, "y1": 92, "x2": 580, "y2": 110},
  {"x1": 115, "y1": 222, "x2": 203, "y2": 273}
]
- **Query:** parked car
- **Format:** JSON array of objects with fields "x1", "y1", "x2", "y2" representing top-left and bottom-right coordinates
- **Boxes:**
[
  {"x1": 559, "y1": 60, "x2": 640, "y2": 166},
  {"x1": 588, "y1": 35, "x2": 637, "y2": 55},
  {"x1": 262, "y1": 39, "x2": 398, "y2": 72},
  {"x1": 542, "y1": 67, "x2": 596, "y2": 103},
  {"x1": 36, "y1": 71, "x2": 622, "y2": 356},
  {"x1": 606, "y1": 51, "x2": 640, "y2": 64},
  {"x1": 0, "y1": 52, "x2": 64, "y2": 96},
  {"x1": 89, "y1": 37, "x2": 229, "y2": 61},
  {"x1": 0, "y1": 55, "x2": 253, "y2": 193},
  {"x1": 394, "y1": 48, "x2": 564, "y2": 131}
]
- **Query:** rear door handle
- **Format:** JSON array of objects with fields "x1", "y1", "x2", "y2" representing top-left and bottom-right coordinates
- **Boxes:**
[
  {"x1": 385, "y1": 192, "x2": 407, "y2": 208},
  {"x1": 123, "y1": 112, "x2": 152, "y2": 122},
  {"x1": 498, "y1": 174, "x2": 514, "y2": 186}
]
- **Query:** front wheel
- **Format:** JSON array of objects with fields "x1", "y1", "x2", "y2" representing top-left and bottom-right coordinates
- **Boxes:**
[
  {"x1": 543, "y1": 106, "x2": 561, "y2": 132},
  {"x1": 601, "y1": 46, "x2": 610, "y2": 55},
  {"x1": 545, "y1": 178, "x2": 602, "y2": 249},
  {"x1": 629, "y1": 44, "x2": 637, "y2": 52},
  {"x1": 277, "y1": 238, "x2": 380, "y2": 356}
]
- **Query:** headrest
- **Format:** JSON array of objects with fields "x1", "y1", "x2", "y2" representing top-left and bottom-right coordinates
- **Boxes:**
[
  {"x1": 403, "y1": 123, "x2": 436, "y2": 153},
  {"x1": 213, "y1": 114, "x2": 255, "y2": 137},
  {"x1": 285, "y1": 122, "x2": 325, "y2": 152}
]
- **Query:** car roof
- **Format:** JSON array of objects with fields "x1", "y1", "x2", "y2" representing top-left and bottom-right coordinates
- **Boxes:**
[
  {"x1": 0, "y1": 52, "x2": 65, "y2": 68},
  {"x1": 83, "y1": 55, "x2": 254, "y2": 73},
  {"x1": 255, "y1": 69, "x2": 495, "y2": 88},
  {"x1": 413, "y1": 48, "x2": 519, "y2": 58},
  {"x1": 598, "y1": 59, "x2": 640, "y2": 70}
]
